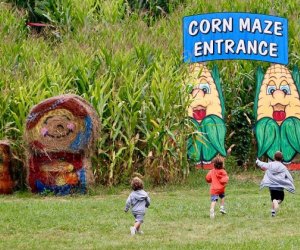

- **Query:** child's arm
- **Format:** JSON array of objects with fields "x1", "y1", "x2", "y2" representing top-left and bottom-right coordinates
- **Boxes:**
[
  {"x1": 205, "y1": 171, "x2": 212, "y2": 183},
  {"x1": 145, "y1": 195, "x2": 150, "y2": 208},
  {"x1": 124, "y1": 194, "x2": 131, "y2": 212},
  {"x1": 256, "y1": 159, "x2": 269, "y2": 171},
  {"x1": 219, "y1": 170, "x2": 229, "y2": 184}
]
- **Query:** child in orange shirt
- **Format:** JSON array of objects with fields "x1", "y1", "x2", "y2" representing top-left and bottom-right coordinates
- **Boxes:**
[{"x1": 205, "y1": 156, "x2": 229, "y2": 219}]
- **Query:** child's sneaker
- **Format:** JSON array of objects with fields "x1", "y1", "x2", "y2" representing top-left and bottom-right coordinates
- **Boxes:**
[
  {"x1": 220, "y1": 207, "x2": 227, "y2": 214},
  {"x1": 273, "y1": 199, "x2": 279, "y2": 211},
  {"x1": 136, "y1": 230, "x2": 144, "y2": 235},
  {"x1": 210, "y1": 209, "x2": 215, "y2": 219},
  {"x1": 130, "y1": 227, "x2": 136, "y2": 235},
  {"x1": 271, "y1": 210, "x2": 276, "y2": 217}
]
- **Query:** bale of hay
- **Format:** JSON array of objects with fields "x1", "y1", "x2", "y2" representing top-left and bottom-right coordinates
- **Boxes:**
[
  {"x1": 24, "y1": 94, "x2": 100, "y2": 195},
  {"x1": 0, "y1": 141, "x2": 14, "y2": 194}
]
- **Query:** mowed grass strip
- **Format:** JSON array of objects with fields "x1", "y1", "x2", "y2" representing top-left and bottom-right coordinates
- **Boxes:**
[{"x1": 0, "y1": 171, "x2": 299, "y2": 249}]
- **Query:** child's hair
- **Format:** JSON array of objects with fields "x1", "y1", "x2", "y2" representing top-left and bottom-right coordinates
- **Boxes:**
[
  {"x1": 131, "y1": 177, "x2": 144, "y2": 191},
  {"x1": 213, "y1": 156, "x2": 224, "y2": 169},
  {"x1": 274, "y1": 151, "x2": 283, "y2": 162}
]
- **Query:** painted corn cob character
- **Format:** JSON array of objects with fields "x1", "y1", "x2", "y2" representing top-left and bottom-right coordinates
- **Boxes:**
[
  {"x1": 187, "y1": 63, "x2": 227, "y2": 168},
  {"x1": 254, "y1": 64, "x2": 300, "y2": 167}
]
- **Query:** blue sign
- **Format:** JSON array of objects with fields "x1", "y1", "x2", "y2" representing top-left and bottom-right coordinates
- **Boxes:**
[{"x1": 183, "y1": 13, "x2": 288, "y2": 64}]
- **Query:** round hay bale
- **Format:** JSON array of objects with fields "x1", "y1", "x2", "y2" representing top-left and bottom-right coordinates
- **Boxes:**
[
  {"x1": 0, "y1": 141, "x2": 14, "y2": 194},
  {"x1": 24, "y1": 94, "x2": 100, "y2": 195}
]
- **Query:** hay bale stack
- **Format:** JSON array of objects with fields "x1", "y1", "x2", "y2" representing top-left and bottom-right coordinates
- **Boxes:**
[
  {"x1": 0, "y1": 141, "x2": 14, "y2": 194},
  {"x1": 24, "y1": 94, "x2": 100, "y2": 195}
]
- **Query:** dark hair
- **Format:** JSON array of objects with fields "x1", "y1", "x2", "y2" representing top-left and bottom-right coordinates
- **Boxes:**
[
  {"x1": 213, "y1": 156, "x2": 224, "y2": 169},
  {"x1": 274, "y1": 151, "x2": 283, "y2": 162},
  {"x1": 131, "y1": 177, "x2": 144, "y2": 191}
]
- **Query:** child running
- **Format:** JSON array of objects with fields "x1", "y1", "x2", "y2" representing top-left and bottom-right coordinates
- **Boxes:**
[
  {"x1": 124, "y1": 177, "x2": 150, "y2": 235},
  {"x1": 205, "y1": 156, "x2": 229, "y2": 219},
  {"x1": 256, "y1": 151, "x2": 295, "y2": 217}
]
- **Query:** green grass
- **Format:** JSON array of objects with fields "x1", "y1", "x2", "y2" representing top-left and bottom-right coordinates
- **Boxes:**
[{"x1": 1, "y1": 171, "x2": 300, "y2": 249}]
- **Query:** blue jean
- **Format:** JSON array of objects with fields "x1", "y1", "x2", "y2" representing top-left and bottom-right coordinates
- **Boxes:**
[{"x1": 210, "y1": 193, "x2": 225, "y2": 202}]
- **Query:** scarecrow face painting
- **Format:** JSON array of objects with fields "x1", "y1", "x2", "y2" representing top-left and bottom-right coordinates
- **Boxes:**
[
  {"x1": 187, "y1": 63, "x2": 226, "y2": 167},
  {"x1": 0, "y1": 142, "x2": 14, "y2": 194},
  {"x1": 29, "y1": 109, "x2": 86, "y2": 151},
  {"x1": 254, "y1": 64, "x2": 300, "y2": 163},
  {"x1": 25, "y1": 94, "x2": 99, "y2": 194}
]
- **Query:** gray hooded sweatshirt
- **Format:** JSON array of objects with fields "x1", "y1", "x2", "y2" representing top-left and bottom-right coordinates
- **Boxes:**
[
  {"x1": 125, "y1": 189, "x2": 150, "y2": 215},
  {"x1": 256, "y1": 159, "x2": 295, "y2": 193}
]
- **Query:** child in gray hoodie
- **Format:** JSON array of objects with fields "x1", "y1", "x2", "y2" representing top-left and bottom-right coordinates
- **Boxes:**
[
  {"x1": 256, "y1": 151, "x2": 295, "y2": 217},
  {"x1": 125, "y1": 177, "x2": 150, "y2": 235}
]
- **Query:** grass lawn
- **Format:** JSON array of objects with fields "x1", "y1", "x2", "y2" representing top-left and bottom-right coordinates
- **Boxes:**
[{"x1": 0, "y1": 170, "x2": 299, "y2": 250}]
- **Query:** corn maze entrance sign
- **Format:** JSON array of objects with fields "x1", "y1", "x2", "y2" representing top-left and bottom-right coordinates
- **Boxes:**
[
  {"x1": 183, "y1": 12, "x2": 297, "y2": 170},
  {"x1": 183, "y1": 13, "x2": 288, "y2": 64}
]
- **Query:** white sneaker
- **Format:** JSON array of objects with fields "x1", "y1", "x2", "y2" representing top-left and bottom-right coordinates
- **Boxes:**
[
  {"x1": 220, "y1": 207, "x2": 227, "y2": 214},
  {"x1": 273, "y1": 199, "x2": 279, "y2": 211},
  {"x1": 210, "y1": 209, "x2": 215, "y2": 219},
  {"x1": 137, "y1": 230, "x2": 144, "y2": 235},
  {"x1": 271, "y1": 210, "x2": 276, "y2": 217},
  {"x1": 130, "y1": 227, "x2": 136, "y2": 235}
]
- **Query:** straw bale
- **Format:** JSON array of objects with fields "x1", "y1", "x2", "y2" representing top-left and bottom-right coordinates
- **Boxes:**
[
  {"x1": 0, "y1": 140, "x2": 14, "y2": 194},
  {"x1": 24, "y1": 94, "x2": 100, "y2": 194}
]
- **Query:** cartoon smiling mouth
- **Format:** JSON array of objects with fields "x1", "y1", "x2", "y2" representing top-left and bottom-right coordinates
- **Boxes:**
[
  {"x1": 42, "y1": 124, "x2": 75, "y2": 138},
  {"x1": 46, "y1": 129, "x2": 73, "y2": 138},
  {"x1": 272, "y1": 103, "x2": 286, "y2": 122},
  {"x1": 192, "y1": 105, "x2": 207, "y2": 120}
]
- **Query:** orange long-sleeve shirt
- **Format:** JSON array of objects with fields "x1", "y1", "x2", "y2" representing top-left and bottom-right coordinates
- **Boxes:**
[{"x1": 205, "y1": 168, "x2": 229, "y2": 195}]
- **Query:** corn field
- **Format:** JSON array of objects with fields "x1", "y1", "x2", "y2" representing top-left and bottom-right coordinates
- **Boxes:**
[{"x1": 0, "y1": 0, "x2": 299, "y2": 186}]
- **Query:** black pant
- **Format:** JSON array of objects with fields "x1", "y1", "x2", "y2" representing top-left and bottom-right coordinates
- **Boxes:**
[{"x1": 270, "y1": 189, "x2": 284, "y2": 202}]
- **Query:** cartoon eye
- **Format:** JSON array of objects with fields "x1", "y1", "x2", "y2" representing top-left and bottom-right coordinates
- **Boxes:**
[
  {"x1": 199, "y1": 83, "x2": 211, "y2": 94},
  {"x1": 191, "y1": 88, "x2": 200, "y2": 97},
  {"x1": 280, "y1": 85, "x2": 291, "y2": 95},
  {"x1": 266, "y1": 85, "x2": 276, "y2": 95}
]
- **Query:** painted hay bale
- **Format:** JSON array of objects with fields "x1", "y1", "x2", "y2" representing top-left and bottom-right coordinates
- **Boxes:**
[
  {"x1": 0, "y1": 141, "x2": 14, "y2": 194},
  {"x1": 24, "y1": 94, "x2": 100, "y2": 195}
]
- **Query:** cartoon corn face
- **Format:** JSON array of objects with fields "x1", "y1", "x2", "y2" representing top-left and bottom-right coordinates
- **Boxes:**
[
  {"x1": 24, "y1": 94, "x2": 100, "y2": 194},
  {"x1": 254, "y1": 64, "x2": 300, "y2": 162},
  {"x1": 0, "y1": 141, "x2": 14, "y2": 194},
  {"x1": 188, "y1": 63, "x2": 223, "y2": 122},
  {"x1": 187, "y1": 63, "x2": 226, "y2": 166}
]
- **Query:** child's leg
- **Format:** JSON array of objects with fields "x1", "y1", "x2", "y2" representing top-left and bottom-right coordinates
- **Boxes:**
[
  {"x1": 270, "y1": 189, "x2": 276, "y2": 216},
  {"x1": 210, "y1": 196, "x2": 217, "y2": 218},
  {"x1": 133, "y1": 214, "x2": 144, "y2": 233},
  {"x1": 210, "y1": 202, "x2": 216, "y2": 219},
  {"x1": 270, "y1": 189, "x2": 284, "y2": 216},
  {"x1": 210, "y1": 201, "x2": 217, "y2": 211},
  {"x1": 220, "y1": 197, "x2": 225, "y2": 207},
  {"x1": 278, "y1": 190, "x2": 284, "y2": 204},
  {"x1": 220, "y1": 199, "x2": 226, "y2": 214},
  {"x1": 130, "y1": 215, "x2": 139, "y2": 235},
  {"x1": 134, "y1": 221, "x2": 142, "y2": 231},
  {"x1": 272, "y1": 200, "x2": 278, "y2": 209},
  {"x1": 219, "y1": 194, "x2": 226, "y2": 214}
]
